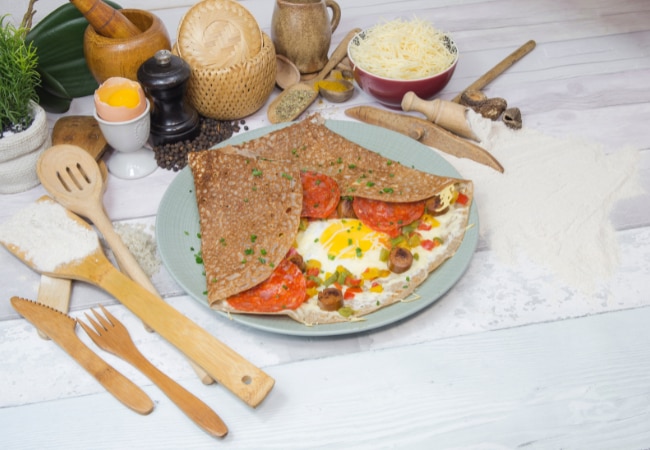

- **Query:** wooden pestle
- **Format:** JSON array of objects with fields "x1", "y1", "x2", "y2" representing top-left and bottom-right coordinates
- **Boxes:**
[
  {"x1": 401, "y1": 91, "x2": 479, "y2": 141},
  {"x1": 70, "y1": 0, "x2": 141, "y2": 39}
]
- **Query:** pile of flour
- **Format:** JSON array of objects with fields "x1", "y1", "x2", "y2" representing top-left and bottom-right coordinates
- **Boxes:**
[{"x1": 446, "y1": 111, "x2": 644, "y2": 294}]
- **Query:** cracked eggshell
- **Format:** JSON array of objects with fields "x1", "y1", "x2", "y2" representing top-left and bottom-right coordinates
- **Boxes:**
[{"x1": 94, "y1": 77, "x2": 147, "y2": 122}]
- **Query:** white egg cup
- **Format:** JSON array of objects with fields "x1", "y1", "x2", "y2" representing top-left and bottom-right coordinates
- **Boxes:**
[{"x1": 94, "y1": 99, "x2": 157, "y2": 179}]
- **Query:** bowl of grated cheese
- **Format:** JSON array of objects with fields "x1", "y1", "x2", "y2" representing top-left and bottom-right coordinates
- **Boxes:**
[{"x1": 347, "y1": 18, "x2": 458, "y2": 108}]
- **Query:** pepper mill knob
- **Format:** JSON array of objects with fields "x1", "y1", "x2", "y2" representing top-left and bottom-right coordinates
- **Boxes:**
[{"x1": 137, "y1": 50, "x2": 200, "y2": 146}]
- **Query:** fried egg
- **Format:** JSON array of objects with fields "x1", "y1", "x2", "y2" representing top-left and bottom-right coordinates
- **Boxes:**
[
  {"x1": 293, "y1": 203, "x2": 469, "y2": 313},
  {"x1": 296, "y1": 218, "x2": 386, "y2": 276}
]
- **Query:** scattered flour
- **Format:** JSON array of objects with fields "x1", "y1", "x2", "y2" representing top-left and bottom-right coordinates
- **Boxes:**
[
  {"x1": 450, "y1": 110, "x2": 645, "y2": 294},
  {"x1": 0, "y1": 199, "x2": 99, "y2": 272},
  {"x1": 113, "y1": 222, "x2": 161, "y2": 278}
]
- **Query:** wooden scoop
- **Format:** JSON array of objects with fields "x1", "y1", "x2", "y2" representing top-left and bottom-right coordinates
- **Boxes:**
[
  {"x1": 267, "y1": 28, "x2": 360, "y2": 123},
  {"x1": 0, "y1": 200, "x2": 275, "y2": 407}
]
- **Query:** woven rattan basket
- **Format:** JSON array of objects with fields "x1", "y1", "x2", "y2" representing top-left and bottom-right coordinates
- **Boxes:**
[
  {"x1": 177, "y1": 0, "x2": 262, "y2": 69},
  {"x1": 178, "y1": 33, "x2": 276, "y2": 120}
]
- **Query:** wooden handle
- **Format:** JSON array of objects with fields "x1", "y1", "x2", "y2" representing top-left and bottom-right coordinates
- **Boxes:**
[
  {"x1": 92, "y1": 260, "x2": 274, "y2": 407},
  {"x1": 69, "y1": 0, "x2": 141, "y2": 39},
  {"x1": 451, "y1": 40, "x2": 536, "y2": 103},
  {"x1": 126, "y1": 348, "x2": 227, "y2": 437},
  {"x1": 402, "y1": 92, "x2": 478, "y2": 141},
  {"x1": 36, "y1": 276, "x2": 72, "y2": 339},
  {"x1": 64, "y1": 334, "x2": 154, "y2": 414},
  {"x1": 314, "y1": 28, "x2": 361, "y2": 82},
  {"x1": 90, "y1": 207, "x2": 215, "y2": 385}
]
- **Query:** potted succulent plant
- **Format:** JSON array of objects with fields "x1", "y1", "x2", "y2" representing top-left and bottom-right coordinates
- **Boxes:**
[{"x1": 0, "y1": 13, "x2": 49, "y2": 194}]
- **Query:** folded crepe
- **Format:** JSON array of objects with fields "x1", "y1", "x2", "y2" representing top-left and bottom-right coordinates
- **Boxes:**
[
  {"x1": 188, "y1": 149, "x2": 302, "y2": 302},
  {"x1": 189, "y1": 115, "x2": 473, "y2": 325}
]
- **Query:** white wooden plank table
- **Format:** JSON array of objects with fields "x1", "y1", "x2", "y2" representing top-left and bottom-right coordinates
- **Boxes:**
[{"x1": 1, "y1": 0, "x2": 649, "y2": 448}]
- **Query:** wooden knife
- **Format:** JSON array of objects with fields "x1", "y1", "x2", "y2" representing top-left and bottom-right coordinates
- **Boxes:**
[
  {"x1": 345, "y1": 106, "x2": 504, "y2": 173},
  {"x1": 10, "y1": 296, "x2": 154, "y2": 415}
]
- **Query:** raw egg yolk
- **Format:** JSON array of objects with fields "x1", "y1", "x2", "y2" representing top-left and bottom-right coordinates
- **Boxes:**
[
  {"x1": 105, "y1": 88, "x2": 141, "y2": 108},
  {"x1": 320, "y1": 219, "x2": 379, "y2": 259}
]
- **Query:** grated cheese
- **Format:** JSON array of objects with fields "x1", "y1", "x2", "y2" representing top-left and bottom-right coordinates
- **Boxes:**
[{"x1": 349, "y1": 18, "x2": 456, "y2": 80}]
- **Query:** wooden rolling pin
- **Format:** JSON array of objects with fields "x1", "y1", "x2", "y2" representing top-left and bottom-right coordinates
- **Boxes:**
[
  {"x1": 70, "y1": 0, "x2": 141, "y2": 38},
  {"x1": 401, "y1": 92, "x2": 479, "y2": 141}
]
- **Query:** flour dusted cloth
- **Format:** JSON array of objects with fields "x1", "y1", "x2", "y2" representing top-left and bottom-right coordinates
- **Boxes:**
[{"x1": 438, "y1": 111, "x2": 644, "y2": 294}]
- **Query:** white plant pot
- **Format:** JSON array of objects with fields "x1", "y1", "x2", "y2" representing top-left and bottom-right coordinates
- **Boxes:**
[{"x1": 0, "y1": 101, "x2": 51, "y2": 194}]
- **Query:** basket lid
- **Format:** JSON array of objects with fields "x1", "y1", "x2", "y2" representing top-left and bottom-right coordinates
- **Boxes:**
[{"x1": 177, "y1": 0, "x2": 262, "y2": 69}]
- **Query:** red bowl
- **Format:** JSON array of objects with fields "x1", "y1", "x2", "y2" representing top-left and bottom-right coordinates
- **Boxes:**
[{"x1": 347, "y1": 30, "x2": 459, "y2": 108}]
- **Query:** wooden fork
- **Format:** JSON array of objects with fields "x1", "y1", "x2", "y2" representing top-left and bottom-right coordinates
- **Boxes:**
[{"x1": 77, "y1": 305, "x2": 228, "y2": 438}]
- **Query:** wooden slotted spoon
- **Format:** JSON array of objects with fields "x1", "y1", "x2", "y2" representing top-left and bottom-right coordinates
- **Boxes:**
[
  {"x1": 36, "y1": 117, "x2": 108, "y2": 339},
  {"x1": 36, "y1": 144, "x2": 215, "y2": 385},
  {"x1": 0, "y1": 202, "x2": 275, "y2": 407}
]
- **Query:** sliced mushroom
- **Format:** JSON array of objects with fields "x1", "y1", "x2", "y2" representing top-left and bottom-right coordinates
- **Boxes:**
[
  {"x1": 387, "y1": 246, "x2": 413, "y2": 274},
  {"x1": 318, "y1": 287, "x2": 343, "y2": 311},
  {"x1": 425, "y1": 195, "x2": 449, "y2": 216},
  {"x1": 337, "y1": 197, "x2": 356, "y2": 218},
  {"x1": 287, "y1": 251, "x2": 306, "y2": 272},
  {"x1": 459, "y1": 89, "x2": 488, "y2": 107},
  {"x1": 502, "y1": 107, "x2": 523, "y2": 129},
  {"x1": 459, "y1": 90, "x2": 508, "y2": 120}
]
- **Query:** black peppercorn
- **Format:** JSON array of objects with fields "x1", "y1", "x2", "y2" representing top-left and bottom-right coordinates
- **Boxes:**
[{"x1": 152, "y1": 116, "x2": 246, "y2": 171}]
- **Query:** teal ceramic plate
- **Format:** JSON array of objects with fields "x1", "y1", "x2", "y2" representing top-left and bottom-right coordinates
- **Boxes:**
[{"x1": 156, "y1": 120, "x2": 478, "y2": 336}]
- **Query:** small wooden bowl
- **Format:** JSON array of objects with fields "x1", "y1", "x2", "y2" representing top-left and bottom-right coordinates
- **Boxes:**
[
  {"x1": 275, "y1": 54, "x2": 301, "y2": 90},
  {"x1": 319, "y1": 79, "x2": 354, "y2": 103},
  {"x1": 84, "y1": 9, "x2": 171, "y2": 84}
]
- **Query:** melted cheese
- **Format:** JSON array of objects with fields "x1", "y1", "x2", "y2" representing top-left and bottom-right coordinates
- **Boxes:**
[{"x1": 350, "y1": 18, "x2": 456, "y2": 80}]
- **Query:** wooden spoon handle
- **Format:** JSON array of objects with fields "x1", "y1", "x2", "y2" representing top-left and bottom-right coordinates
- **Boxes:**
[
  {"x1": 91, "y1": 260, "x2": 274, "y2": 407},
  {"x1": 123, "y1": 348, "x2": 227, "y2": 437},
  {"x1": 90, "y1": 209, "x2": 215, "y2": 385},
  {"x1": 451, "y1": 40, "x2": 536, "y2": 103},
  {"x1": 314, "y1": 28, "x2": 361, "y2": 83}
]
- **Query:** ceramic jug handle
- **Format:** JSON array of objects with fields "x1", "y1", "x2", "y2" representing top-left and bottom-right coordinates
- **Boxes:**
[{"x1": 326, "y1": 0, "x2": 341, "y2": 33}]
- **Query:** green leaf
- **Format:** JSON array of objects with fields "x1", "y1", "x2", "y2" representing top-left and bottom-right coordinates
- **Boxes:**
[
  {"x1": 36, "y1": 85, "x2": 72, "y2": 114},
  {"x1": 35, "y1": 68, "x2": 72, "y2": 113},
  {"x1": 25, "y1": 1, "x2": 123, "y2": 99}
]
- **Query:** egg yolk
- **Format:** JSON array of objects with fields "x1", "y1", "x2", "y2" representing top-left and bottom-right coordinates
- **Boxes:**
[
  {"x1": 320, "y1": 219, "x2": 380, "y2": 259},
  {"x1": 104, "y1": 88, "x2": 141, "y2": 108}
]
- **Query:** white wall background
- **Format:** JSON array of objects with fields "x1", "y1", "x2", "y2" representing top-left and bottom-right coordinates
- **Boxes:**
[{"x1": 4, "y1": 0, "x2": 198, "y2": 27}]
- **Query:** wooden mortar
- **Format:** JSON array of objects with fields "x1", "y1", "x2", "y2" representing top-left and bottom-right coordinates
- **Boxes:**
[{"x1": 84, "y1": 9, "x2": 171, "y2": 84}]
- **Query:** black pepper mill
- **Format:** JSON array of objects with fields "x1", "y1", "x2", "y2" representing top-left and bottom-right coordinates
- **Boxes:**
[{"x1": 137, "y1": 49, "x2": 200, "y2": 146}]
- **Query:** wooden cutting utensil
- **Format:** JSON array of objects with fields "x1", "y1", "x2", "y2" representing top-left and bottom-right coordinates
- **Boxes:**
[
  {"x1": 79, "y1": 305, "x2": 228, "y2": 438},
  {"x1": 36, "y1": 116, "x2": 108, "y2": 339},
  {"x1": 11, "y1": 297, "x2": 154, "y2": 415},
  {"x1": 267, "y1": 28, "x2": 361, "y2": 123},
  {"x1": 1, "y1": 200, "x2": 275, "y2": 407}
]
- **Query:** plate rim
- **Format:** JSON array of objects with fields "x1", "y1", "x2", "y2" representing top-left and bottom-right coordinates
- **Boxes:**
[{"x1": 155, "y1": 119, "x2": 479, "y2": 337}]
